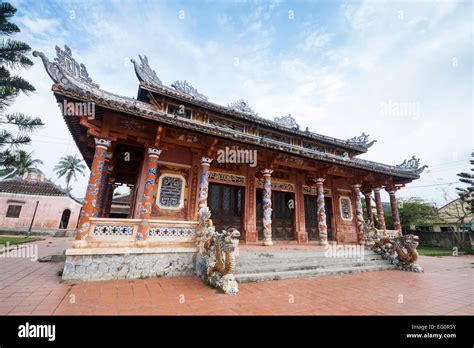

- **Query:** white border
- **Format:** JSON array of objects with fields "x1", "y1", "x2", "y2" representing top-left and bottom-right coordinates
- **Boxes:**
[
  {"x1": 156, "y1": 173, "x2": 185, "y2": 210},
  {"x1": 339, "y1": 196, "x2": 353, "y2": 221}
]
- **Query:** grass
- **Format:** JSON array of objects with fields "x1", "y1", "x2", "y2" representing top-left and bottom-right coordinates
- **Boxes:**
[
  {"x1": 417, "y1": 247, "x2": 455, "y2": 257},
  {"x1": 0, "y1": 236, "x2": 42, "y2": 246}
]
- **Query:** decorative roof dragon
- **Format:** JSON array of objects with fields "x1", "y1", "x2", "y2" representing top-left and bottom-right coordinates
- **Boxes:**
[
  {"x1": 273, "y1": 114, "x2": 300, "y2": 130},
  {"x1": 171, "y1": 80, "x2": 208, "y2": 101},
  {"x1": 131, "y1": 55, "x2": 162, "y2": 86},
  {"x1": 346, "y1": 132, "x2": 377, "y2": 149},
  {"x1": 396, "y1": 155, "x2": 428, "y2": 174},
  {"x1": 228, "y1": 99, "x2": 257, "y2": 116},
  {"x1": 33, "y1": 45, "x2": 99, "y2": 90}
]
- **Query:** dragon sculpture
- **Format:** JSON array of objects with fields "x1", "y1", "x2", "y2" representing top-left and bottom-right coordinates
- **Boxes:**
[
  {"x1": 362, "y1": 223, "x2": 423, "y2": 272},
  {"x1": 196, "y1": 206, "x2": 241, "y2": 295}
]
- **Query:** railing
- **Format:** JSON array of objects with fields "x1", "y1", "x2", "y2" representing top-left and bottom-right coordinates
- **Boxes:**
[{"x1": 83, "y1": 218, "x2": 198, "y2": 247}]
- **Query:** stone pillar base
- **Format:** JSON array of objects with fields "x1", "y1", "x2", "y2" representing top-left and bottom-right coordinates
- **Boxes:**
[
  {"x1": 263, "y1": 240, "x2": 274, "y2": 246},
  {"x1": 297, "y1": 232, "x2": 308, "y2": 244},
  {"x1": 319, "y1": 239, "x2": 328, "y2": 246},
  {"x1": 245, "y1": 230, "x2": 258, "y2": 243}
]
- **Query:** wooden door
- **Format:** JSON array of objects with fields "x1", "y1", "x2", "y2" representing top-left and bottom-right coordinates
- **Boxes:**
[
  {"x1": 208, "y1": 183, "x2": 244, "y2": 239},
  {"x1": 304, "y1": 195, "x2": 333, "y2": 241}
]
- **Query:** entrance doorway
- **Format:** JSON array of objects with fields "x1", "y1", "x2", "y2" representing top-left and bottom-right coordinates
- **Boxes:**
[
  {"x1": 256, "y1": 190, "x2": 295, "y2": 240},
  {"x1": 304, "y1": 195, "x2": 333, "y2": 241},
  {"x1": 208, "y1": 183, "x2": 244, "y2": 239},
  {"x1": 59, "y1": 209, "x2": 71, "y2": 229}
]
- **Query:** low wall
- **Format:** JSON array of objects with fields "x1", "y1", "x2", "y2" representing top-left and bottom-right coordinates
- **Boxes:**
[
  {"x1": 0, "y1": 227, "x2": 75, "y2": 237},
  {"x1": 62, "y1": 247, "x2": 197, "y2": 281},
  {"x1": 410, "y1": 231, "x2": 473, "y2": 251}
]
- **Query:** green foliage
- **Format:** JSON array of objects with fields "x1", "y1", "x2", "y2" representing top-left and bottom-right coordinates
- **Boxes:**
[
  {"x1": 0, "y1": 3, "x2": 43, "y2": 171},
  {"x1": 456, "y1": 151, "x2": 474, "y2": 215},
  {"x1": 384, "y1": 198, "x2": 438, "y2": 230},
  {"x1": 0, "y1": 149, "x2": 43, "y2": 178},
  {"x1": 54, "y1": 154, "x2": 86, "y2": 189}
]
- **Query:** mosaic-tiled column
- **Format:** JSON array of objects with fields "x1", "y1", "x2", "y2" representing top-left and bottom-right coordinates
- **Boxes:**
[
  {"x1": 387, "y1": 188, "x2": 402, "y2": 234},
  {"x1": 351, "y1": 184, "x2": 365, "y2": 244},
  {"x1": 262, "y1": 169, "x2": 273, "y2": 246},
  {"x1": 314, "y1": 178, "x2": 328, "y2": 246},
  {"x1": 136, "y1": 148, "x2": 162, "y2": 240},
  {"x1": 76, "y1": 138, "x2": 111, "y2": 240},
  {"x1": 198, "y1": 157, "x2": 213, "y2": 209},
  {"x1": 374, "y1": 188, "x2": 386, "y2": 230},
  {"x1": 363, "y1": 190, "x2": 374, "y2": 226}
]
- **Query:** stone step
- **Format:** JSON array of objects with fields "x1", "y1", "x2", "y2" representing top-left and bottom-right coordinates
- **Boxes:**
[
  {"x1": 238, "y1": 249, "x2": 378, "y2": 260},
  {"x1": 237, "y1": 259, "x2": 389, "y2": 273},
  {"x1": 235, "y1": 263, "x2": 397, "y2": 283}
]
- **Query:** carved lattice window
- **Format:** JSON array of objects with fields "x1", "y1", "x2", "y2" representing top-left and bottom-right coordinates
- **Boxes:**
[
  {"x1": 157, "y1": 174, "x2": 185, "y2": 209},
  {"x1": 339, "y1": 197, "x2": 352, "y2": 220}
]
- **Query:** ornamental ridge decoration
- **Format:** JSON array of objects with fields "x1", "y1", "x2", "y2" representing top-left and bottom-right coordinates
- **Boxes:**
[
  {"x1": 171, "y1": 80, "x2": 208, "y2": 101},
  {"x1": 54, "y1": 45, "x2": 99, "y2": 88},
  {"x1": 396, "y1": 155, "x2": 428, "y2": 174},
  {"x1": 346, "y1": 132, "x2": 377, "y2": 149},
  {"x1": 33, "y1": 45, "x2": 99, "y2": 90},
  {"x1": 131, "y1": 55, "x2": 162, "y2": 86},
  {"x1": 273, "y1": 114, "x2": 300, "y2": 130},
  {"x1": 228, "y1": 99, "x2": 257, "y2": 117}
]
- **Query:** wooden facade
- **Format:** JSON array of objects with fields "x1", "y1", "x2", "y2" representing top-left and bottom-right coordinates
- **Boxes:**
[{"x1": 34, "y1": 46, "x2": 427, "y2": 248}]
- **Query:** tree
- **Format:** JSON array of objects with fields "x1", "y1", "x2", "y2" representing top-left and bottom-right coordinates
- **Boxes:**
[
  {"x1": 0, "y1": 149, "x2": 43, "y2": 178},
  {"x1": 0, "y1": 2, "x2": 43, "y2": 154},
  {"x1": 54, "y1": 154, "x2": 86, "y2": 189},
  {"x1": 440, "y1": 152, "x2": 474, "y2": 236},
  {"x1": 383, "y1": 198, "x2": 438, "y2": 231},
  {"x1": 455, "y1": 151, "x2": 474, "y2": 217}
]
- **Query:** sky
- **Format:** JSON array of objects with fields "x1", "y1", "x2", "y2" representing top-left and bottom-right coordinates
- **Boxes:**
[{"x1": 6, "y1": 0, "x2": 473, "y2": 206}]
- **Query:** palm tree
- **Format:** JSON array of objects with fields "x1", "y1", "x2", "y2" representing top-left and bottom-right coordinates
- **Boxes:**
[
  {"x1": 0, "y1": 2, "x2": 43, "y2": 153},
  {"x1": 54, "y1": 154, "x2": 86, "y2": 189},
  {"x1": 0, "y1": 149, "x2": 43, "y2": 178}
]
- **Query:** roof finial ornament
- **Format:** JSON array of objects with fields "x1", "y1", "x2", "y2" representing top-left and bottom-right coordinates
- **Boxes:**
[
  {"x1": 171, "y1": 80, "x2": 208, "y2": 101},
  {"x1": 228, "y1": 99, "x2": 257, "y2": 116},
  {"x1": 396, "y1": 155, "x2": 428, "y2": 174},
  {"x1": 274, "y1": 114, "x2": 300, "y2": 130},
  {"x1": 33, "y1": 44, "x2": 99, "y2": 89},
  {"x1": 346, "y1": 132, "x2": 377, "y2": 148},
  {"x1": 131, "y1": 55, "x2": 162, "y2": 87}
]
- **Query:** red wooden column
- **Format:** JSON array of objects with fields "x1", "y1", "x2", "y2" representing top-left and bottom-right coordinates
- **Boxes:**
[
  {"x1": 197, "y1": 157, "x2": 213, "y2": 209},
  {"x1": 373, "y1": 188, "x2": 386, "y2": 230},
  {"x1": 295, "y1": 172, "x2": 307, "y2": 243},
  {"x1": 136, "y1": 148, "x2": 162, "y2": 241},
  {"x1": 363, "y1": 189, "x2": 374, "y2": 227},
  {"x1": 386, "y1": 187, "x2": 402, "y2": 235},
  {"x1": 351, "y1": 184, "x2": 365, "y2": 244},
  {"x1": 314, "y1": 178, "x2": 328, "y2": 246},
  {"x1": 244, "y1": 165, "x2": 258, "y2": 243},
  {"x1": 75, "y1": 138, "x2": 111, "y2": 241},
  {"x1": 262, "y1": 169, "x2": 273, "y2": 246},
  {"x1": 101, "y1": 177, "x2": 115, "y2": 218}
]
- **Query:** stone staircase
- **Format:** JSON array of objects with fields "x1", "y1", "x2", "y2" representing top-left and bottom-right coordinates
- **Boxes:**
[{"x1": 235, "y1": 249, "x2": 397, "y2": 283}]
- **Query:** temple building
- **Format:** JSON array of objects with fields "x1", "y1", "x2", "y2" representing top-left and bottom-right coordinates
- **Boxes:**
[{"x1": 34, "y1": 46, "x2": 427, "y2": 282}]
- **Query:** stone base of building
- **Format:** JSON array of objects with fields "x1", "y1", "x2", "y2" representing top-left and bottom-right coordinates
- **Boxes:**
[{"x1": 62, "y1": 246, "x2": 197, "y2": 281}]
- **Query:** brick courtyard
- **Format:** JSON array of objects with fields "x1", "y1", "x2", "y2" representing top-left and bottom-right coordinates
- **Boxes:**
[{"x1": 0, "y1": 237, "x2": 472, "y2": 315}]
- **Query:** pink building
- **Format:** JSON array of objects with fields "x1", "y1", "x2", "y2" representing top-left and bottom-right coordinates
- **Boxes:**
[{"x1": 0, "y1": 170, "x2": 82, "y2": 236}]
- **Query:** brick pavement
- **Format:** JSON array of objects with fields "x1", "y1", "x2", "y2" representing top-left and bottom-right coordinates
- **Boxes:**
[{"x1": 0, "y1": 237, "x2": 472, "y2": 315}]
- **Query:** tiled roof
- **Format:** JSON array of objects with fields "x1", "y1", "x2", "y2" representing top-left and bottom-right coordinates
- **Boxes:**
[{"x1": 0, "y1": 177, "x2": 68, "y2": 196}]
